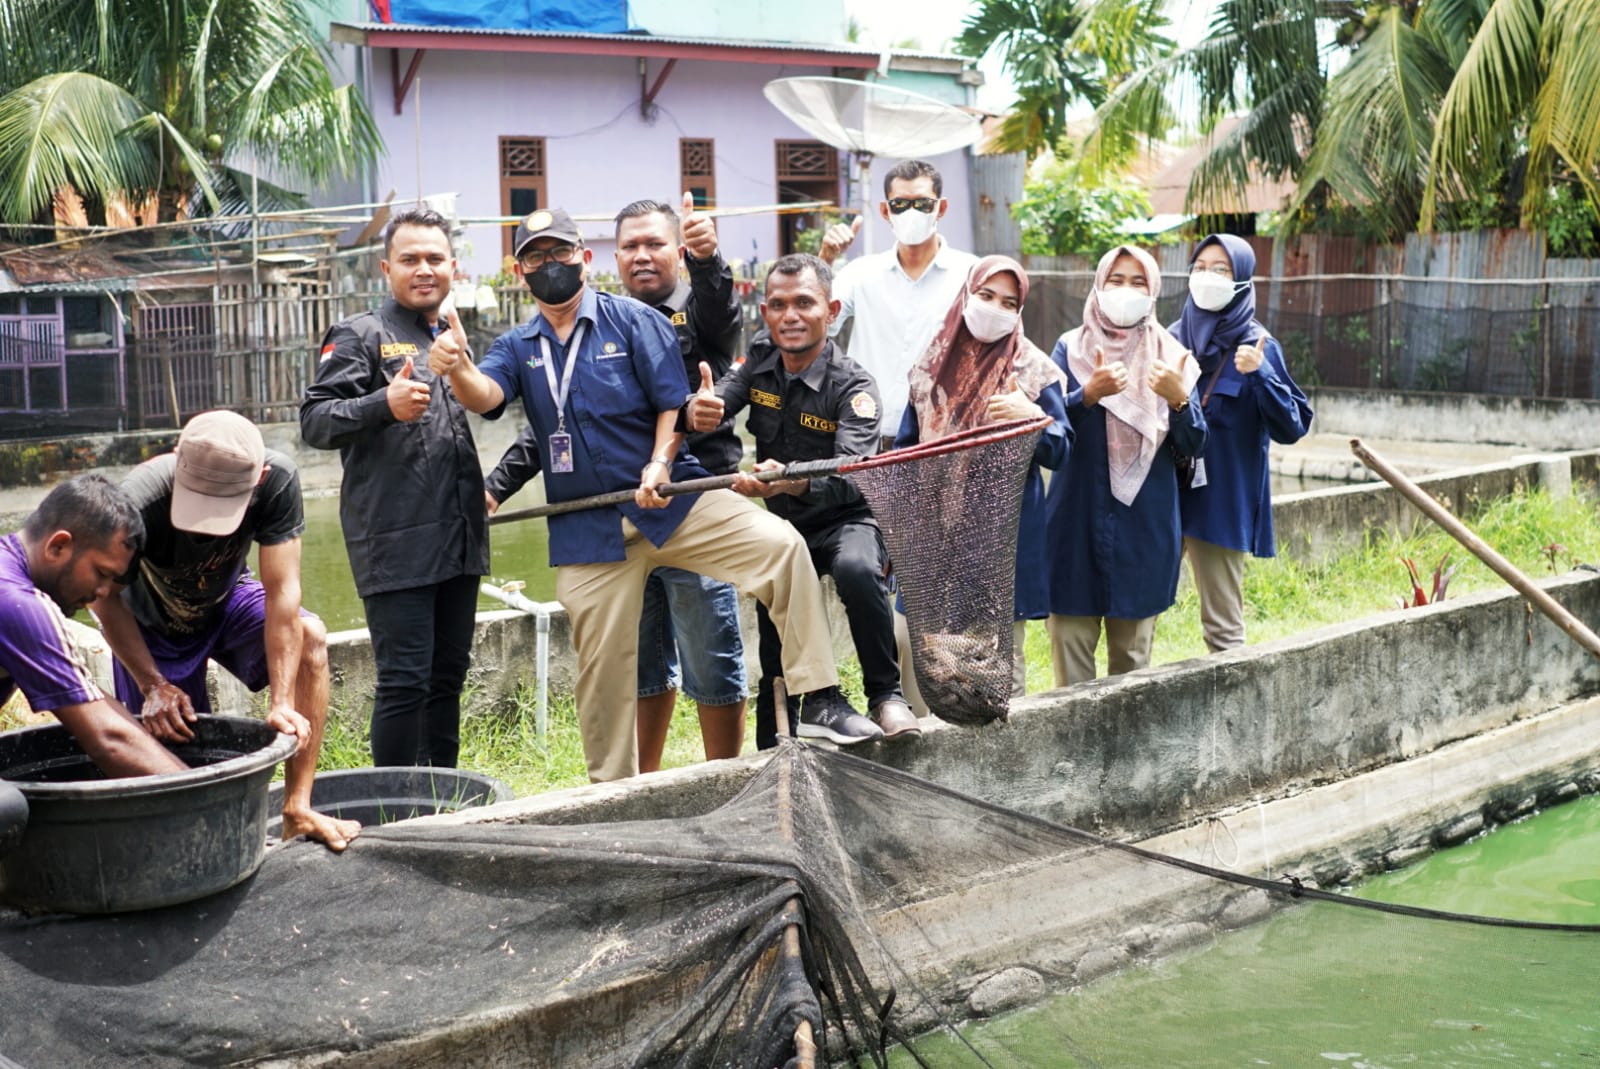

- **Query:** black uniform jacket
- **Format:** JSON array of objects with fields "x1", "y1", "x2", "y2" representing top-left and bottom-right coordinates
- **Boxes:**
[
  {"x1": 716, "y1": 332, "x2": 881, "y2": 539},
  {"x1": 485, "y1": 249, "x2": 744, "y2": 504},
  {"x1": 300, "y1": 298, "x2": 490, "y2": 598}
]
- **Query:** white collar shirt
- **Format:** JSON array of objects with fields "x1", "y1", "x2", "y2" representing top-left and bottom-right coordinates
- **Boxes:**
[{"x1": 829, "y1": 237, "x2": 979, "y2": 435}]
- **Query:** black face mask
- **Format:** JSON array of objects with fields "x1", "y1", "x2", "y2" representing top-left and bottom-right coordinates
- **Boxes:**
[{"x1": 526, "y1": 261, "x2": 583, "y2": 304}]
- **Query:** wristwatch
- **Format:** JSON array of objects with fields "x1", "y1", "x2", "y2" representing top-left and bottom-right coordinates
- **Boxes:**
[{"x1": 641, "y1": 455, "x2": 672, "y2": 479}]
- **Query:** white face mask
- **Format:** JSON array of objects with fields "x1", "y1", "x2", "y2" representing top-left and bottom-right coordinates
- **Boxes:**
[
  {"x1": 889, "y1": 207, "x2": 938, "y2": 246},
  {"x1": 1189, "y1": 270, "x2": 1247, "y2": 311},
  {"x1": 1097, "y1": 286, "x2": 1153, "y2": 328},
  {"x1": 962, "y1": 299, "x2": 1018, "y2": 343}
]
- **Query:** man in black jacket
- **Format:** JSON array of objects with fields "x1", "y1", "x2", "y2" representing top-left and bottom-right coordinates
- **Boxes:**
[
  {"x1": 688, "y1": 254, "x2": 920, "y2": 747},
  {"x1": 300, "y1": 208, "x2": 488, "y2": 768},
  {"x1": 485, "y1": 195, "x2": 748, "y2": 771}
]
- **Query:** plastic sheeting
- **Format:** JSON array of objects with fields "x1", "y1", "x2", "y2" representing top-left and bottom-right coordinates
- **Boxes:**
[{"x1": 386, "y1": 0, "x2": 627, "y2": 32}]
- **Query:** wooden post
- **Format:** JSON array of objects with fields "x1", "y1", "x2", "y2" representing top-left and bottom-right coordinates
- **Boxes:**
[{"x1": 1351, "y1": 438, "x2": 1600, "y2": 662}]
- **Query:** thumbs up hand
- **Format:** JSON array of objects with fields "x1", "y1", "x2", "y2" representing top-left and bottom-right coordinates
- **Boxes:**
[
  {"x1": 680, "y1": 191, "x2": 719, "y2": 261},
  {"x1": 819, "y1": 216, "x2": 863, "y2": 265},
  {"x1": 386, "y1": 356, "x2": 432, "y2": 422},
  {"x1": 1149, "y1": 349, "x2": 1192, "y2": 409},
  {"x1": 1235, "y1": 334, "x2": 1267, "y2": 374},
  {"x1": 1082, "y1": 345, "x2": 1128, "y2": 407},
  {"x1": 985, "y1": 372, "x2": 1043, "y2": 423},
  {"x1": 687, "y1": 359, "x2": 725, "y2": 432},
  {"x1": 428, "y1": 307, "x2": 471, "y2": 377}
]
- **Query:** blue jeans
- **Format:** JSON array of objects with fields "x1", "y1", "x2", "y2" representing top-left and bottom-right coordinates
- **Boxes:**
[{"x1": 636, "y1": 566, "x2": 747, "y2": 704}]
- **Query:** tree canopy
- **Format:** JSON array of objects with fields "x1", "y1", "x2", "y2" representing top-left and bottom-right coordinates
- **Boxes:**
[{"x1": 0, "y1": 0, "x2": 381, "y2": 227}]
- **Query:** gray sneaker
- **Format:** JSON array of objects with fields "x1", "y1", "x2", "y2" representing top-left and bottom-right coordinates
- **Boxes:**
[{"x1": 798, "y1": 689, "x2": 884, "y2": 746}]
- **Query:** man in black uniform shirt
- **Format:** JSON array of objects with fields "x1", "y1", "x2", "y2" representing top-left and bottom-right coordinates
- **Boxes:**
[
  {"x1": 688, "y1": 253, "x2": 921, "y2": 746},
  {"x1": 486, "y1": 194, "x2": 749, "y2": 772},
  {"x1": 91, "y1": 410, "x2": 359, "y2": 850},
  {"x1": 300, "y1": 207, "x2": 489, "y2": 768}
]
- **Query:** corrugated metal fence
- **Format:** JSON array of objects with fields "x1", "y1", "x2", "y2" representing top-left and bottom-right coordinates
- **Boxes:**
[{"x1": 1023, "y1": 230, "x2": 1600, "y2": 398}]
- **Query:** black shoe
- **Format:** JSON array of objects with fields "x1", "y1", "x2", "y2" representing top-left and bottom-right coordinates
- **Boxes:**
[{"x1": 798, "y1": 688, "x2": 884, "y2": 746}]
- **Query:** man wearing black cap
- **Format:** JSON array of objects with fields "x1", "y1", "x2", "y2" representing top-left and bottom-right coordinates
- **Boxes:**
[
  {"x1": 484, "y1": 193, "x2": 748, "y2": 773},
  {"x1": 90, "y1": 410, "x2": 359, "y2": 851},
  {"x1": 430, "y1": 207, "x2": 854, "y2": 783},
  {"x1": 301, "y1": 207, "x2": 489, "y2": 770}
]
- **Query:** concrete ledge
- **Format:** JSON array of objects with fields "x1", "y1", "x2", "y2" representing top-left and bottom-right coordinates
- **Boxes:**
[{"x1": 1305, "y1": 388, "x2": 1600, "y2": 451}]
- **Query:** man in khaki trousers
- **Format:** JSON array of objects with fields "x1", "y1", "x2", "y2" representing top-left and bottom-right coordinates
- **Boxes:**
[{"x1": 430, "y1": 207, "x2": 842, "y2": 781}]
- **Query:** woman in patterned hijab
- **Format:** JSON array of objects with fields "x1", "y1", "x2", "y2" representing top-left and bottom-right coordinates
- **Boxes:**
[{"x1": 1042, "y1": 244, "x2": 1206, "y2": 685}]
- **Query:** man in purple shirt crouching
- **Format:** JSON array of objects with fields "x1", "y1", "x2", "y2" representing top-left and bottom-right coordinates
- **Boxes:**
[{"x1": 0, "y1": 474, "x2": 184, "y2": 777}]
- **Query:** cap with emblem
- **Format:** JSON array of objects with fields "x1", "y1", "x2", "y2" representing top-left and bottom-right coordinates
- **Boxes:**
[
  {"x1": 171, "y1": 410, "x2": 266, "y2": 537},
  {"x1": 512, "y1": 208, "x2": 583, "y2": 258}
]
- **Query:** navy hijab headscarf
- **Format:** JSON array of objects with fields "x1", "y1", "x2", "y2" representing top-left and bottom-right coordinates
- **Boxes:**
[{"x1": 1172, "y1": 233, "x2": 1260, "y2": 371}]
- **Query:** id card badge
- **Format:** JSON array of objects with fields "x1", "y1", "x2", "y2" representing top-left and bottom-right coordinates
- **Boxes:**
[
  {"x1": 1190, "y1": 456, "x2": 1208, "y2": 489},
  {"x1": 549, "y1": 433, "x2": 574, "y2": 474}
]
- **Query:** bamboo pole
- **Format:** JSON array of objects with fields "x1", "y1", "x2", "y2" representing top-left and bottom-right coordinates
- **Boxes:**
[
  {"x1": 1350, "y1": 438, "x2": 1600, "y2": 661},
  {"x1": 772, "y1": 677, "x2": 816, "y2": 1069}
]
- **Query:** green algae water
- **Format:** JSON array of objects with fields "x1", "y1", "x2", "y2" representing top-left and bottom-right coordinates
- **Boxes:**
[
  {"x1": 890, "y1": 797, "x2": 1600, "y2": 1067},
  {"x1": 269, "y1": 494, "x2": 559, "y2": 632}
]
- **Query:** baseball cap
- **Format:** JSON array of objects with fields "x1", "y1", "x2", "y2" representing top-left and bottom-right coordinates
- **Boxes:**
[
  {"x1": 171, "y1": 410, "x2": 266, "y2": 536},
  {"x1": 512, "y1": 208, "x2": 583, "y2": 258}
]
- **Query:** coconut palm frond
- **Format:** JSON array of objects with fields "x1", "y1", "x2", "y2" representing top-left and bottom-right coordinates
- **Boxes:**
[
  {"x1": 1529, "y1": 0, "x2": 1600, "y2": 218},
  {"x1": 0, "y1": 70, "x2": 156, "y2": 222},
  {"x1": 1420, "y1": 0, "x2": 1542, "y2": 228},
  {"x1": 1288, "y1": 7, "x2": 1454, "y2": 238}
]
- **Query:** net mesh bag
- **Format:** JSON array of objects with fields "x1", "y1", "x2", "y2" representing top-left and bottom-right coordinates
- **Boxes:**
[
  {"x1": 846, "y1": 416, "x2": 1051, "y2": 726},
  {"x1": 6, "y1": 742, "x2": 1593, "y2": 1068}
]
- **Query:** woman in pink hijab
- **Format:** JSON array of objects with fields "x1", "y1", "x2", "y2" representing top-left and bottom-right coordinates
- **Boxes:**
[
  {"x1": 895, "y1": 255, "x2": 1072, "y2": 699},
  {"x1": 1042, "y1": 245, "x2": 1206, "y2": 684}
]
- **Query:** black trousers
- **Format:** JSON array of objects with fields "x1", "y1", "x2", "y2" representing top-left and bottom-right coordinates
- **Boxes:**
[
  {"x1": 362, "y1": 573, "x2": 479, "y2": 767},
  {"x1": 753, "y1": 520, "x2": 900, "y2": 749}
]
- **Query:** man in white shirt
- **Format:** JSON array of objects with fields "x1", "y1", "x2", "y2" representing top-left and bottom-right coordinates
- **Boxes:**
[{"x1": 819, "y1": 159, "x2": 979, "y2": 449}]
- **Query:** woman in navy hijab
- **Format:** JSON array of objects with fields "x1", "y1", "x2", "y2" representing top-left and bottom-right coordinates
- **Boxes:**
[{"x1": 1171, "y1": 234, "x2": 1313, "y2": 652}]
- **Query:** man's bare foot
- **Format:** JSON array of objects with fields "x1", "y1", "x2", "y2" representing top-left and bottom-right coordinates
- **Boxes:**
[{"x1": 281, "y1": 806, "x2": 362, "y2": 853}]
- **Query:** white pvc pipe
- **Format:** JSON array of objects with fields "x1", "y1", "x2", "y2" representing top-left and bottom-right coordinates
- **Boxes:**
[{"x1": 479, "y1": 585, "x2": 563, "y2": 738}]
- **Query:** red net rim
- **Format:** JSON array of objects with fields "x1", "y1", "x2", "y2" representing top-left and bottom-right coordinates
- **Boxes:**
[{"x1": 842, "y1": 415, "x2": 1054, "y2": 473}]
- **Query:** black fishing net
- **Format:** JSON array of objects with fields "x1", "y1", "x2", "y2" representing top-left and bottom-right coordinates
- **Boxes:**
[
  {"x1": 4, "y1": 741, "x2": 1593, "y2": 1068},
  {"x1": 847, "y1": 417, "x2": 1049, "y2": 726}
]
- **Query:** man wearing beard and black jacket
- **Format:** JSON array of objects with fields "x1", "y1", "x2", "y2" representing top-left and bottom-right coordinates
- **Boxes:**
[
  {"x1": 300, "y1": 208, "x2": 488, "y2": 769},
  {"x1": 431, "y1": 207, "x2": 851, "y2": 783},
  {"x1": 483, "y1": 195, "x2": 747, "y2": 773}
]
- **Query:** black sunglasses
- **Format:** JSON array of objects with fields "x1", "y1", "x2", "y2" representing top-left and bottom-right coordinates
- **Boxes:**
[{"x1": 886, "y1": 196, "x2": 938, "y2": 215}]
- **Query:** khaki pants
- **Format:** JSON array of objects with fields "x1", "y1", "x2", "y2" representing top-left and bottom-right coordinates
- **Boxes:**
[
  {"x1": 1047, "y1": 613, "x2": 1155, "y2": 686},
  {"x1": 557, "y1": 490, "x2": 837, "y2": 782},
  {"x1": 1185, "y1": 536, "x2": 1248, "y2": 652},
  {"x1": 899, "y1": 614, "x2": 1029, "y2": 715}
]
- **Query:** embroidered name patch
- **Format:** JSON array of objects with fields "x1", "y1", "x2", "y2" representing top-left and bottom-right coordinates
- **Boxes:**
[
  {"x1": 800, "y1": 412, "x2": 837, "y2": 433},
  {"x1": 751, "y1": 388, "x2": 781, "y2": 409},
  {"x1": 597, "y1": 341, "x2": 627, "y2": 360},
  {"x1": 381, "y1": 342, "x2": 419, "y2": 358},
  {"x1": 850, "y1": 392, "x2": 878, "y2": 420}
]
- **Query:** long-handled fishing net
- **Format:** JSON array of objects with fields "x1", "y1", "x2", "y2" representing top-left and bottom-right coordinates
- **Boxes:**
[{"x1": 490, "y1": 415, "x2": 1054, "y2": 726}]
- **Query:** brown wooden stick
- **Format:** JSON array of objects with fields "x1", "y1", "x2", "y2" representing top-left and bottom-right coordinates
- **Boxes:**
[
  {"x1": 771, "y1": 677, "x2": 815, "y2": 1069},
  {"x1": 1350, "y1": 438, "x2": 1600, "y2": 662}
]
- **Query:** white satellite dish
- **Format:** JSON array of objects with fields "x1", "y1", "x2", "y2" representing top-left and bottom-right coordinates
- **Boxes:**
[{"x1": 763, "y1": 76, "x2": 983, "y2": 252}]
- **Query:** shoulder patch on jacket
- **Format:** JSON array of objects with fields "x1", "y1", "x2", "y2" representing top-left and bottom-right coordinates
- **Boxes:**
[{"x1": 850, "y1": 391, "x2": 877, "y2": 420}]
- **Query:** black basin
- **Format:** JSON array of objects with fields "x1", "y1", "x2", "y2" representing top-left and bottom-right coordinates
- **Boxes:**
[{"x1": 0, "y1": 716, "x2": 296, "y2": 914}]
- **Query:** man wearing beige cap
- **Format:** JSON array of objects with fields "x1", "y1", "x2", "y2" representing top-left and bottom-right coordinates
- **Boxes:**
[{"x1": 90, "y1": 410, "x2": 359, "y2": 852}]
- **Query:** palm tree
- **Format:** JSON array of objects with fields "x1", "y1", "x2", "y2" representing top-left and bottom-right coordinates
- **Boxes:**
[
  {"x1": 0, "y1": 0, "x2": 381, "y2": 228},
  {"x1": 955, "y1": 0, "x2": 1176, "y2": 160},
  {"x1": 1091, "y1": 0, "x2": 1600, "y2": 240}
]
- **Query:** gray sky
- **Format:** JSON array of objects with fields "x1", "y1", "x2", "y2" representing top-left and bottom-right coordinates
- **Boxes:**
[{"x1": 846, "y1": 0, "x2": 1219, "y2": 113}]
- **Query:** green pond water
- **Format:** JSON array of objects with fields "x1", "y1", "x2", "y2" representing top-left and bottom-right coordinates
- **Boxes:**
[
  {"x1": 281, "y1": 495, "x2": 558, "y2": 632},
  {"x1": 889, "y1": 796, "x2": 1600, "y2": 1067}
]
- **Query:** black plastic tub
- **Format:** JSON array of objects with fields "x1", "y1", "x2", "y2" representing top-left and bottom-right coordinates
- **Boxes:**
[
  {"x1": 267, "y1": 766, "x2": 512, "y2": 837},
  {"x1": 0, "y1": 716, "x2": 296, "y2": 914}
]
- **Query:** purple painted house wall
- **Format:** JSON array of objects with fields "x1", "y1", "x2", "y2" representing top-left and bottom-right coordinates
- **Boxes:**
[{"x1": 353, "y1": 49, "x2": 976, "y2": 281}]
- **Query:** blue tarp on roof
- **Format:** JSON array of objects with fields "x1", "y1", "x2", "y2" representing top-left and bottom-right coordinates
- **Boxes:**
[{"x1": 386, "y1": 0, "x2": 628, "y2": 32}]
